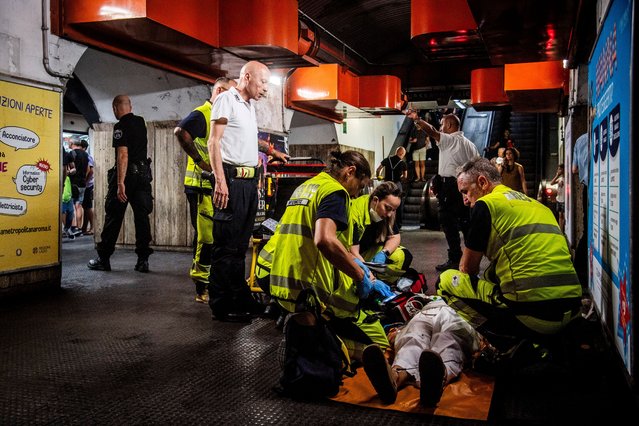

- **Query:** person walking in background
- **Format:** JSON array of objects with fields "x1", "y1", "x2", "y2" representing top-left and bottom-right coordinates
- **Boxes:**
[
  {"x1": 572, "y1": 132, "x2": 590, "y2": 288},
  {"x1": 484, "y1": 127, "x2": 515, "y2": 159},
  {"x1": 61, "y1": 150, "x2": 77, "y2": 240},
  {"x1": 405, "y1": 110, "x2": 479, "y2": 272},
  {"x1": 550, "y1": 163, "x2": 565, "y2": 232},
  {"x1": 408, "y1": 119, "x2": 427, "y2": 182},
  {"x1": 376, "y1": 146, "x2": 407, "y2": 229},
  {"x1": 489, "y1": 147, "x2": 506, "y2": 167},
  {"x1": 206, "y1": 61, "x2": 288, "y2": 322},
  {"x1": 69, "y1": 136, "x2": 89, "y2": 236},
  {"x1": 88, "y1": 95, "x2": 154, "y2": 273},
  {"x1": 498, "y1": 147, "x2": 527, "y2": 195},
  {"x1": 80, "y1": 138, "x2": 95, "y2": 235},
  {"x1": 174, "y1": 77, "x2": 236, "y2": 304}
]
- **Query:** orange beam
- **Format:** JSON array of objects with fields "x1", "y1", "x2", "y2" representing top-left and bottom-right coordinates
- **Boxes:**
[
  {"x1": 63, "y1": 0, "x2": 147, "y2": 23},
  {"x1": 471, "y1": 67, "x2": 509, "y2": 105},
  {"x1": 358, "y1": 75, "x2": 403, "y2": 109},
  {"x1": 288, "y1": 64, "x2": 339, "y2": 102},
  {"x1": 411, "y1": 0, "x2": 476, "y2": 37},
  {"x1": 220, "y1": 0, "x2": 298, "y2": 52},
  {"x1": 63, "y1": 0, "x2": 220, "y2": 47},
  {"x1": 337, "y1": 66, "x2": 359, "y2": 107},
  {"x1": 148, "y1": 0, "x2": 219, "y2": 47},
  {"x1": 504, "y1": 60, "x2": 567, "y2": 91}
]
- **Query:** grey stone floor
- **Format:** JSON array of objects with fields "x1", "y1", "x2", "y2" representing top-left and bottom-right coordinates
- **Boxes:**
[{"x1": 0, "y1": 229, "x2": 637, "y2": 425}]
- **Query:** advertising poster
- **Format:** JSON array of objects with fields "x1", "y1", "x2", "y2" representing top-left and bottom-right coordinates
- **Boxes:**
[
  {"x1": 587, "y1": 0, "x2": 633, "y2": 374},
  {"x1": 0, "y1": 80, "x2": 60, "y2": 272},
  {"x1": 255, "y1": 131, "x2": 288, "y2": 225}
]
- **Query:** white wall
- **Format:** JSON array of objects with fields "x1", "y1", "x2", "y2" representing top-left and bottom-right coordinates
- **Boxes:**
[
  {"x1": 0, "y1": 0, "x2": 86, "y2": 86},
  {"x1": 74, "y1": 49, "x2": 210, "y2": 123},
  {"x1": 336, "y1": 114, "x2": 405, "y2": 167}
]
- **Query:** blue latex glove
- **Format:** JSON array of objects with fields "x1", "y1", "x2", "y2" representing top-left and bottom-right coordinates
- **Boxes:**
[
  {"x1": 353, "y1": 258, "x2": 373, "y2": 298},
  {"x1": 353, "y1": 257, "x2": 370, "y2": 276},
  {"x1": 372, "y1": 279, "x2": 394, "y2": 298},
  {"x1": 371, "y1": 251, "x2": 388, "y2": 264}
]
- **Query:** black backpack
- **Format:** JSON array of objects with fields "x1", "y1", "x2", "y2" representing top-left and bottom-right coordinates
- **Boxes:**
[{"x1": 278, "y1": 288, "x2": 350, "y2": 400}]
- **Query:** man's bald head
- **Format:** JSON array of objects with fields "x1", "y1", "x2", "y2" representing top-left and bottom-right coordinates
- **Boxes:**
[
  {"x1": 441, "y1": 114, "x2": 460, "y2": 134},
  {"x1": 112, "y1": 95, "x2": 132, "y2": 120},
  {"x1": 237, "y1": 61, "x2": 270, "y2": 102}
]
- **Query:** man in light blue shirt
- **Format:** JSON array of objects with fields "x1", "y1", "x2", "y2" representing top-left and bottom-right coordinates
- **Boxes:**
[
  {"x1": 572, "y1": 132, "x2": 589, "y2": 288},
  {"x1": 572, "y1": 133, "x2": 589, "y2": 185}
]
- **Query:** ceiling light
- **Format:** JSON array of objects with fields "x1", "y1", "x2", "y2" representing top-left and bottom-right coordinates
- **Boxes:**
[
  {"x1": 454, "y1": 100, "x2": 467, "y2": 109},
  {"x1": 269, "y1": 75, "x2": 282, "y2": 86}
]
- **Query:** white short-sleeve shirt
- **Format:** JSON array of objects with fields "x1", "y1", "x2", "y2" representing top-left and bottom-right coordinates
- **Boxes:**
[
  {"x1": 437, "y1": 131, "x2": 480, "y2": 177},
  {"x1": 211, "y1": 87, "x2": 258, "y2": 167}
]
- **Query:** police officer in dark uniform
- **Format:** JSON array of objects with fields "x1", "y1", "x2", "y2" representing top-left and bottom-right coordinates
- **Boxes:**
[{"x1": 88, "y1": 95, "x2": 153, "y2": 272}]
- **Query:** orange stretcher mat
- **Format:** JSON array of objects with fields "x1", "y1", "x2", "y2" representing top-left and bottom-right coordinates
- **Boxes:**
[{"x1": 330, "y1": 368, "x2": 494, "y2": 421}]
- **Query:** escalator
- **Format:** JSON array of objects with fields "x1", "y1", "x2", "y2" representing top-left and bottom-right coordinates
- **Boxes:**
[{"x1": 508, "y1": 112, "x2": 541, "y2": 197}]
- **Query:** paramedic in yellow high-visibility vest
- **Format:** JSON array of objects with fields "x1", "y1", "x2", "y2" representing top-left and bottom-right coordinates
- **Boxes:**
[
  {"x1": 174, "y1": 77, "x2": 236, "y2": 303},
  {"x1": 437, "y1": 157, "x2": 582, "y2": 351},
  {"x1": 349, "y1": 181, "x2": 412, "y2": 284},
  {"x1": 269, "y1": 151, "x2": 393, "y2": 361}
]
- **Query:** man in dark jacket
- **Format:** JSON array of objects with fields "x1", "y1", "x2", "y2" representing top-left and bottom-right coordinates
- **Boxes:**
[
  {"x1": 376, "y1": 146, "x2": 407, "y2": 228},
  {"x1": 88, "y1": 95, "x2": 153, "y2": 272}
]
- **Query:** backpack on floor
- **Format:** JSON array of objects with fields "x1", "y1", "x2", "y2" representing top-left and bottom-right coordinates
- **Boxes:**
[
  {"x1": 396, "y1": 267, "x2": 427, "y2": 293},
  {"x1": 278, "y1": 288, "x2": 350, "y2": 400}
]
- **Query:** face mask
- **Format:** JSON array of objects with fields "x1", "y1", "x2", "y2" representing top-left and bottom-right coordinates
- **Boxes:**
[
  {"x1": 369, "y1": 198, "x2": 383, "y2": 223},
  {"x1": 369, "y1": 208, "x2": 383, "y2": 223}
]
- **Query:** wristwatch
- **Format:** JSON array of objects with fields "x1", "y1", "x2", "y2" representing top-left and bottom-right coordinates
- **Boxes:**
[{"x1": 382, "y1": 249, "x2": 391, "y2": 257}]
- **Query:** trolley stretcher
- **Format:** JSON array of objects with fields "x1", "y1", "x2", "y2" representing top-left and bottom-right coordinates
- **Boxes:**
[{"x1": 247, "y1": 157, "x2": 326, "y2": 293}]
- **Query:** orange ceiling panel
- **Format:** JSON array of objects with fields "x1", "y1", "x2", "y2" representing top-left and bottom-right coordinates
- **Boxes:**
[
  {"x1": 220, "y1": 0, "x2": 298, "y2": 53},
  {"x1": 504, "y1": 60, "x2": 567, "y2": 91},
  {"x1": 358, "y1": 75, "x2": 403, "y2": 110},
  {"x1": 337, "y1": 67, "x2": 359, "y2": 107},
  {"x1": 64, "y1": 0, "x2": 220, "y2": 47},
  {"x1": 147, "y1": 0, "x2": 219, "y2": 47},
  {"x1": 288, "y1": 64, "x2": 340, "y2": 102},
  {"x1": 504, "y1": 60, "x2": 568, "y2": 113},
  {"x1": 287, "y1": 64, "x2": 373, "y2": 123},
  {"x1": 470, "y1": 67, "x2": 509, "y2": 106},
  {"x1": 411, "y1": 0, "x2": 476, "y2": 37},
  {"x1": 63, "y1": 0, "x2": 147, "y2": 22}
]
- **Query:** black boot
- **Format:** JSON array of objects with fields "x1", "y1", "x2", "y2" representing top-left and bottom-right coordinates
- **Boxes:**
[{"x1": 134, "y1": 259, "x2": 149, "y2": 273}]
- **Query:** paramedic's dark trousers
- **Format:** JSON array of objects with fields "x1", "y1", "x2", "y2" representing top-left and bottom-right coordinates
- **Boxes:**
[
  {"x1": 208, "y1": 170, "x2": 261, "y2": 319},
  {"x1": 437, "y1": 177, "x2": 469, "y2": 263}
]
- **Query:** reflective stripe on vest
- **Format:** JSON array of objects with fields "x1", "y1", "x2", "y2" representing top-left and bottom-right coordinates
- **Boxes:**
[
  {"x1": 481, "y1": 185, "x2": 581, "y2": 304},
  {"x1": 183, "y1": 101, "x2": 212, "y2": 190}
]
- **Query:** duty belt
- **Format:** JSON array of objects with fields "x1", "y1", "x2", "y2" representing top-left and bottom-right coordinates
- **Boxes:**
[
  {"x1": 127, "y1": 160, "x2": 150, "y2": 175},
  {"x1": 223, "y1": 163, "x2": 258, "y2": 179}
]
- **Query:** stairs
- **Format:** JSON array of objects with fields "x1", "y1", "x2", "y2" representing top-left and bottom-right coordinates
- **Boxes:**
[
  {"x1": 401, "y1": 159, "x2": 438, "y2": 228},
  {"x1": 508, "y1": 112, "x2": 540, "y2": 197},
  {"x1": 402, "y1": 181, "x2": 425, "y2": 227}
]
